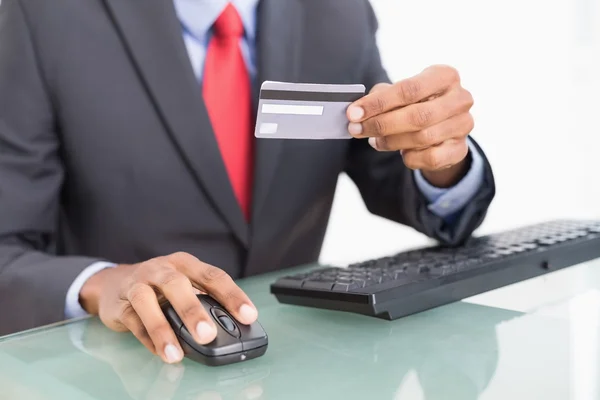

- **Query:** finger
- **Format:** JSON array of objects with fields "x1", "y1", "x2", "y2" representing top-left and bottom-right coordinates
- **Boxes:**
[
  {"x1": 369, "y1": 112, "x2": 474, "y2": 152},
  {"x1": 401, "y1": 138, "x2": 469, "y2": 171},
  {"x1": 127, "y1": 283, "x2": 184, "y2": 364},
  {"x1": 169, "y1": 252, "x2": 258, "y2": 326},
  {"x1": 369, "y1": 82, "x2": 393, "y2": 94},
  {"x1": 199, "y1": 265, "x2": 258, "y2": 325},
  {"x1": 148, "y1": 260, "x2": 218, "y2": 345},
  {"x1": 119, "y1": 305, "x2": 157, "y2": 355},
  {"x1": 347, "y1": 65, "x2": 460, "y2": 122},
  {"x1": 350, "y1": 87, "x2": 473, "y2": 138}
]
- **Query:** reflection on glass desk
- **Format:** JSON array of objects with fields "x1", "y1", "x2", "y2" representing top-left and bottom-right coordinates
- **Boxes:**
[{"x1": 1, "y1": 259, "x2": 600, "y2": 400}]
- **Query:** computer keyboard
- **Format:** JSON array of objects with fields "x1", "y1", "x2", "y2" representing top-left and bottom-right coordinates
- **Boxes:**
[{"x1": 270, "y1": 220, "x2": 600, "y2": 320}]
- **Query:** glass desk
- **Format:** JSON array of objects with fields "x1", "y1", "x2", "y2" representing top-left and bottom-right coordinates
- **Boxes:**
[{"x1": 1, "y1": 259, "x2": 600, "y2": 400}]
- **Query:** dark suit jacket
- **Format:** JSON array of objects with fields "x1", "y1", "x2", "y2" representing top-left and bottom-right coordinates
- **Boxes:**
[{"x1": 0, "y1": 0, "x2": 495, "y2": 335}]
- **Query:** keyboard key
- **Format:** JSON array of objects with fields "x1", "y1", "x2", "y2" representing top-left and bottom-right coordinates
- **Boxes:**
[
  {"x1": 367, "y1": 274, "x2": 383, "y2": 284},
  {"x1": 521, "y1": 243, "x2": 538, "y2": 250},
  {"x1": 332, "y1": 283, "x2": 352, "y2": 292},
  {"x1": 363, "y1": 278, "x2": 380, "y2": 287},
  {"x1": 332, "y1": 281, "x2": 365, "y2": 292},
  {"x1": 302, "y1": 280, "x2": 334, "y2": 290},
  {"x1": 275, "y1": 278, "x2": 305, "y2": 288},
  {"x1": 315, "y1": 267, "x2": 341, "y2": 275},
  {"x1": 572, "y1": 230, "x2": 589, "y2": 238},
  {"x1": 350, "y1": 279, "x2": 367, "y2": 288},
  {"x1": 316, "y1": 277, "x2": 336, "y2": 283},
  {"x1": 417, "y1": 265, "x2": 430, "y2": 274},
  {"x1": 392, "y1": 268, "x2": 408, "y2": 279}
]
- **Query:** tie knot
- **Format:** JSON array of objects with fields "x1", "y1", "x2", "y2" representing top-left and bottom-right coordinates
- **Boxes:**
[{"x1": 213, "y1": 3, "x2": 245, "y2": 38}]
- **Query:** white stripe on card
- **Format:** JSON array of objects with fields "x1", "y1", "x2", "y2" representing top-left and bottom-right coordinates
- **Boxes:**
[
  {"x1": 261, "y1": 104, "x2": 324, "y2": 116},
  {"x1": 259, "y1": 123, "x2": 279, "y2": 134}
]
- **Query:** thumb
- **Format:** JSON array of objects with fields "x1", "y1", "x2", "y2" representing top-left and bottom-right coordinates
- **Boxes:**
[{"x1": 369, "y1": 82, "x2": 392, "y2": 94}]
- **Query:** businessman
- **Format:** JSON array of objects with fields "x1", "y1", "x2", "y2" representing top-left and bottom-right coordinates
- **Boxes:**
[{"x1": 0, "y1": 0, "x2": 495, "y2": 364}]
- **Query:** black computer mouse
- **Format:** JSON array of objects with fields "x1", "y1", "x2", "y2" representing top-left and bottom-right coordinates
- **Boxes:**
[{"x1": 162, "y1": 294, "x2": 268, "y2": 366}]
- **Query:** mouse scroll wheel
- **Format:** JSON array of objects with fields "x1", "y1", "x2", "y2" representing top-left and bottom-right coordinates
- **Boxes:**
[{"x1": 217, "y1": 315, "x2": 236, "y2": 332}]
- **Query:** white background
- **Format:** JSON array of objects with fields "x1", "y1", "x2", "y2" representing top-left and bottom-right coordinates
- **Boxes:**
[{"x1": 320, "y1": 0, "x2": 600, "y2": 266}]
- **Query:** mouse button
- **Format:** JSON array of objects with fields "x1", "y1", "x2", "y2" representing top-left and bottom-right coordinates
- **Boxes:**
[
  {"x1": 178, "y1": 324, "x2": 196, "y2": 348},
  {"x1": 218, "y1": 316, "x2": 236, "y2": 332},
  {"x1": 211, "y1": 308, "x2": 241, "y2": 338},
  {"x1": 163, "y1": 305, "x2": 184, "y2": 332},
  {"x1": 218, "y1": 316, "x2": 242, "y2": 340},
  {"x1": 239, "y1": 322, "x2": 268, "y2": 352},
  {"x1": 198, "y1": 294, "x2": 220, "y2": 308},
  {"x1": 199, "y1": 332, "x2": 243, "y2": 357}
]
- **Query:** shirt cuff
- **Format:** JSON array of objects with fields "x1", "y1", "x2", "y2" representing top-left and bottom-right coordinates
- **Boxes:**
[
  {"x1": 414, "y1": 138, "x2": 485, "y2": 219},
  {"x1": 65, "y1": 261, "x2": 117, "y2": 319}
]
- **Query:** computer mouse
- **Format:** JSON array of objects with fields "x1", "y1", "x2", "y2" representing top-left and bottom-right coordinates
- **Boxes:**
[{"x1": 162, "y1": 294, "x2": 268, "y2": 366}]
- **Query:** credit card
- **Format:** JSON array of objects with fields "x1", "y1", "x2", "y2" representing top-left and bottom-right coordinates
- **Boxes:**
[{"x1": 254, "y1": 81, "x2": 366, "y2": 139}]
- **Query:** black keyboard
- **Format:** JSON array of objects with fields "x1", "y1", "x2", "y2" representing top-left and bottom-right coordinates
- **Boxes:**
[{"x1": 270, "y1": 220, "x2": 600, "y2": 320}]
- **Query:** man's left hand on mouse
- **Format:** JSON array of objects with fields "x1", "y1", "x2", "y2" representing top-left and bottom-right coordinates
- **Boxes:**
[{"x1": 347, "y1": 64, "x2": 475, "y2": 188}]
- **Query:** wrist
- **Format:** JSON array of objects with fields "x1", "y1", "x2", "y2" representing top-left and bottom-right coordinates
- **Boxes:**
[
  {"x1": 79, "y1": 265, "x2": 123, "y2": 315},
  {"x1": 420, "y1": 151, "x2": 472, "y2": 188}
]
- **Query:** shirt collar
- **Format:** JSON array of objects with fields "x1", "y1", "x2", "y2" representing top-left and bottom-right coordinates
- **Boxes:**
[{"x1": 174, "y1": 0, "x2": 259, "y2": 43}]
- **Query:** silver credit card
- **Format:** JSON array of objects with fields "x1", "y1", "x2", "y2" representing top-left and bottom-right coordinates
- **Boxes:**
[{"x1": 254, "y1": 81, "x2": 366, "y2": 140}]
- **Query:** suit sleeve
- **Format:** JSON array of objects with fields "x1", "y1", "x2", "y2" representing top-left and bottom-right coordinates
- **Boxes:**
[
  {"x1": 344, "y1": 1, "x2": 496, "y2": 246},
  {"x1": 0, "y1": 0, "x2": 104, "y2": 335}
]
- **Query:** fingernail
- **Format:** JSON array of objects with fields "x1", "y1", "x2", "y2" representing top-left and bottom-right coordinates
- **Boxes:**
[
  {"x1": 348, "y1": 122, "x2": 363, "y2": 136},
  {"x1": 368, "y1": 137, "x2": 378, "y2": 149},
  {"x1": 196, "y1": 321, "x2": 216, "y2": 344},
  {"x1": 239, "y1": 304, "x2": 258, "y2": 324},
  {"x1": 164, "y1": 344, "x2": 183, "y2": 364},
  {"x1": 348, "y1": 106, "x2": 364, "y2": 122}
]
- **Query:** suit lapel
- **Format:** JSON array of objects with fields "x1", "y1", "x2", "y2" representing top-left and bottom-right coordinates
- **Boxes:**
[
  {"x1": 251, "y1": 0, "x2": 305, "y2": 222},
  {"x1": 102, "y1": 0, "x2": 249, "y2": 247}
]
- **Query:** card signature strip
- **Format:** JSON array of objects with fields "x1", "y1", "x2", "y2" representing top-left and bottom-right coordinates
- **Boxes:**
[
  {"x1": 260, "y1": 90, "x2": 364, "y2": 103},
  {"x1": 261, "y1": 104, "x2": 324, "y2": 115}
]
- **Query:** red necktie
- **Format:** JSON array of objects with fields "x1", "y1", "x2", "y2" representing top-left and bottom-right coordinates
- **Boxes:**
[{"x1": 203, "y1": 4, "x2": 253, "y2": 220}]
